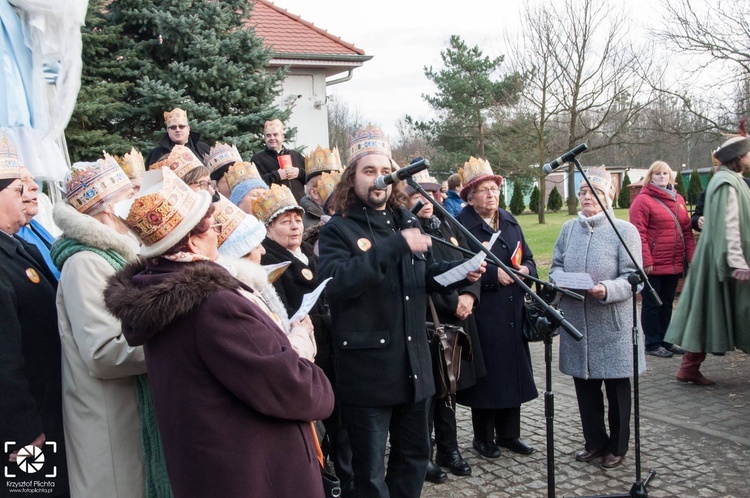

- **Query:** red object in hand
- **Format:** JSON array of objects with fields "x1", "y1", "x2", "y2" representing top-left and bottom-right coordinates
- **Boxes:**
[{"x1": 278, "y1": 155, "x2": 292, "y2": 169}]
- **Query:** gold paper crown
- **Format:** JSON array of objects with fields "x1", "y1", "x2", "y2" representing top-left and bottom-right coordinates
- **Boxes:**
[
  {"x1": 250, "y1": 183, "x2": 302, "y2": 225},
  {"x1": 225, "y1": 161, "x2": 263, "y2": 193},
  {"x1": 114, "y1": 147, "x2": 146, "y2": 179},
  {"x1": 316, "y1": 171, "x2": 343, "y2": 204},
  {"x1": 204, "y1": 142, "x2": 242, "y2": 175},
  {"x1": 346, "y1": 126, "x2": 392, "y2": 167},
  {"x1": 412, "y1": 169, "x2": 440, "y2": 189},
  {"x1": 213, "y1": 195, "x2": 247, "y2": 246},
  {"x1": 264, "y1": 119, "x2": 284, "y2": 134},
  {"x1": 123, "y1": 168, "x2": 198, "y2": 247},
  {"x1": 305, "y1": 146, "x2": 343, "y2": 180},
  {"x1": 164, "y1": 108, "x2": 188, "y2": 127},
  {"x1": 458, "y1": 157, "x2": 494, "y2": 186},
  {"x1": 0, "y1": 134, "x2": 22, "y2": 181},
  {"x1": 66, "y1": 155, "x2": 132, "y2": 214},
  {"x1": 150, "y1": 145, "x2": 203, "y2": 180}
]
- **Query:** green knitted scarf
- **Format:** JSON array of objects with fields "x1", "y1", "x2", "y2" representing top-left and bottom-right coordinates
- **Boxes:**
[{"x1": 50, "y1": 237, "x2": 174, "y2": 498}]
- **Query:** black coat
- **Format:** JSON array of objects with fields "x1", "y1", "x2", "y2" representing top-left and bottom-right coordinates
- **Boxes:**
[
  {"x1": 251, "y1": 147, "x2": 307, "y2": 202},
  {"x1": 420, "y1": 216, "x2": 486, "y2": 391},
  {"x1": 318, "y1": 199, "x2": 460, "y2": 406},
  {"x1": 145, "y1": 130, "x2": 211, "y2": 168},
  {"x1": 454, "y1": 206, "x2": 539, "y2": 409},
  {"x1": 260, "y1": 237, "x2": 334, "y2": 378},
  {"x1": 0, "y1": 233, "x2": 68, "y2": 495}
]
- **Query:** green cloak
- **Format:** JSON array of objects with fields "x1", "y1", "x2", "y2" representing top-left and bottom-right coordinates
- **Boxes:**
[{"x1": 665, "y1": 168, "x2": 750, "y2": 353}]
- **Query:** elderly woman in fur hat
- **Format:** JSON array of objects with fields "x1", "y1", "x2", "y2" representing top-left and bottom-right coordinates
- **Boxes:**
[
  {"x1": 550, "y1": 167, "x2": 644, "y2": 470},
  {"x1": 104, "y1": 169, "x2": 333, "y2": 498},
  {"x1": 50, "y1": 157, "x2": 149, "y2": 497}
]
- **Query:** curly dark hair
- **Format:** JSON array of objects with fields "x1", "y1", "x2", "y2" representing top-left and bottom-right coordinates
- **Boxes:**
[
  {"x1": 328, "y1": 158, "x2": 408, "y2": 216},
  {"x1": 163, "y1": 204, "x2": 216, "y2": 255}
]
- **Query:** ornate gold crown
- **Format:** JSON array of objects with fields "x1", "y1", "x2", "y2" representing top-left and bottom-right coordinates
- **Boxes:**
[
  {"x1": 225, "y1": 161, "x2": 262, "y2": 193},
  {"x1": 122, "y1": 168, "x2": 198, "y2": 247},
  {"x1": 213, "y1": 195, "x2": 247, "y2": 247},
  {"x1": 316, "y1": 170, "x2": 343, "y2": 204},
  {"x1": 164, "y1": 108, "x2": 188, "y2": 127},
  {"x1": 0, "y1": 134, "x2": 22, "y2": 180},
  {"x1": 346, "y1": 126, "x2": 392, "y2": 167},
  {"x1": 264, "y1": 119, "x2": 284, "y2": 134},
  {"x1": 305, "y1": 146, "x2": 342, "y2": 179},
  {"x1": 204, "y1": 142, "x2": 242, "y2": 175},
  {"x1": 458, "y1": 156, "x2": 494, "y2": 185},
  {"x1": 250, "y1": 183, "x2": 302, "y2": 225},
  {"x1": 66, "y1": 155, "x2": 132, "y2": 214},
  {"x1": 114, "y1": 147, "x2": 145, "y2": 179},
  {"x1": 150, "y1": 145, "x2": 203, "y2": 180}
]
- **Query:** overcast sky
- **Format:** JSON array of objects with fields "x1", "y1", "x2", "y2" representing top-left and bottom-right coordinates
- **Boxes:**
[{"x1": 273, "y1": 0, "x2": 661, "y2": 139}]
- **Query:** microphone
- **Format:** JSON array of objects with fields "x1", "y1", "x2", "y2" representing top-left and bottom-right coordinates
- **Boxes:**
[
  {"x1": 542, "y1": 144, "x2": 588, "y2": 175},
  {"x1": 374, "y1": 157, "x2": 430, "y2": 190},
  {"x1": 410, "y1": 199, "x2": 425, "y2": 215}
]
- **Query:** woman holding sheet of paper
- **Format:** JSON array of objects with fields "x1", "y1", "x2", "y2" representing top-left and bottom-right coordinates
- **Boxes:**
[
  {"x1": 453, "y1": 157, "x2": 539, "y2": 460},
  {"x1": 550, "y1": 167, "x2": 644, "y2": 470}
]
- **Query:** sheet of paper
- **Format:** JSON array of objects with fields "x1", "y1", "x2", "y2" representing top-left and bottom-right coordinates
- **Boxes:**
[
  {"x1": 550, "y1": 270, "x2": 595, "y2": 290},
  {"x1": 433, "y1": 231, "x2": 501, "y2": 286},
  {"x1": 263, "y1": 261, "x2": 291, "y2": 284},
  {"x1": 290, "y1": 277, "x2": 333, "y2": 323}
]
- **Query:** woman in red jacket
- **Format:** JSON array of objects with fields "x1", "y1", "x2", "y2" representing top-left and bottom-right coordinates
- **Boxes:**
[{"x1": 629, "y1": 161, "x2": 696, "y2": 357}]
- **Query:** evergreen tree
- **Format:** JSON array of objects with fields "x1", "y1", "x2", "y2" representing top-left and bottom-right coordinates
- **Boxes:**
[
  {"x1": 707, "y1": 168, "x2": 715, "y2": 184},
  {"x1": 67, "y1": 0, "x2": 288, "y2": 160},
  {"x1": 547, "y1": 186, "x2": 563, "y2": 212},
  {"x1": 618, "y1": 172, "x2": 631, "y2": 209},
  {"x1": 509, "y1": 179, "x2": 526, "y2": 215},
  {"x1": 687, "y1": 169, "x2": 703, "y2": 205},
  {"x1": 498, "y1": 189, "x2": 507, "y2": 210},
  {"x1": 675, "y1": 171, "x2": 687, "y2": 198},
  {"x1": 529, "y1": 185, "x2": 541, "y2": 214}
]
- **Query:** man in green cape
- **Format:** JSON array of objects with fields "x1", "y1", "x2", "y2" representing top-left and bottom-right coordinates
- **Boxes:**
[{"x1": 666, "y1": 134, "x2": 750, "y2": 385}]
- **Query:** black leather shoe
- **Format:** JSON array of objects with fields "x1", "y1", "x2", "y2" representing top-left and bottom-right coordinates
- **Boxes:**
[
  {"x1": 472, "y1": 439, "x2": 501, "y2": 458},
  {"x1": 496, "y1": 437, "x2": 535, "y2": 455},
  {"x1": 435, "y1": 450, "x2": 472, "y2": 476},
  {"x1": 601, "y1": 453, "x2": 625, "y2": 469},
  {"x1": 425, "y1": 461, "x2": 448, "y2": 484},
  {"x1": 575, "y1": 447, "x2": 605, "y2": 462}
]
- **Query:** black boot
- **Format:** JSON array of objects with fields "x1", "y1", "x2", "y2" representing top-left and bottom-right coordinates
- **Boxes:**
[
  {"x1": 425, "y1": 460, "x2": 448, "y2": 484},
  {"x1": 435, "y1": 450, "x2": 471, "y2": 476}
]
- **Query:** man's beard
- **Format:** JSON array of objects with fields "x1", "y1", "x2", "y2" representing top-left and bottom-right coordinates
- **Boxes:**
[{"x1": 366, "y1": 187, "x2": 388, "y2": 209}]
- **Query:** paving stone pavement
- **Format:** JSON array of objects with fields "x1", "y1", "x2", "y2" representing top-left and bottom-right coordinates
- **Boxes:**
[{"x1": 421, "y1": 343, "x2": 750, "y2": 498}]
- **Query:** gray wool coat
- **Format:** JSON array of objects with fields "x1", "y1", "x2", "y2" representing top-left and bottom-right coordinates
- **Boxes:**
[{"x1": 550, "y1": 211, "x2": 646, "y2": 379}]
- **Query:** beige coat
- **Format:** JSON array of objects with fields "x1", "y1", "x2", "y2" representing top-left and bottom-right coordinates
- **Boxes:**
[{"x1": 53, "y1": 203, "x2": 146, "y2": 498}]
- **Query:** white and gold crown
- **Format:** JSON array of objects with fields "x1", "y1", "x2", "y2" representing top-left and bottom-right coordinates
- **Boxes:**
[
  {"x1": 225, "y1": 161, "x2": 262, "y2": 193},
  {"x1": 66, "y1": 155, "x2": 132, "y2": 214},
  {"x1": 150, "y1": 145, "x2": 203, "y2": 180},
  {"x1": 164, "y1": 108, "x2": 188, "y2": 127},
  {"x1": 213, "y1": 195, "x2": 247, "y2": 247},
  {"x1": 204, "y1": 142, "x2": 242, "y2": 176},
  {"x1": 250, "y1": 183, "x2": 303, "y2": 225},
  {"x1": 0, "y1": 134, "x2": 22, "y2": 181},
  {"x1": 316, "y1": 170, "x2": 343, "y2": 204},
  {"x1": 114, "y1": 147, "x2": 146, "y2": 179},
  {"x1": 346, "y1": 126, "x2": 392, "y2": 167},
  {"x1": 264, "y1": 119, "x2": 284, "y2": 134},
  {"x1": 305, "y1": 146, "x2": 343, "y2": 180}
]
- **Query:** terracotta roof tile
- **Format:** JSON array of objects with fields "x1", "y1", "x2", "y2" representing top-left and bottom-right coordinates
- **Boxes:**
[{"x1": 247, "y1": 0, "x2": 365, "y2": 56}]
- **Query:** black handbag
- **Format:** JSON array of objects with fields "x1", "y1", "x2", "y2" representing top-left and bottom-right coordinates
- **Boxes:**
[
  {"x1": 311, "y1": 421, "x2": 342, "y2": 497},
  {"x1": 523, "y1": 284, "x2": 563, "y2": 342},
  {"x1": 426, "y1": 297, "x2": 472, "y2": 398}
]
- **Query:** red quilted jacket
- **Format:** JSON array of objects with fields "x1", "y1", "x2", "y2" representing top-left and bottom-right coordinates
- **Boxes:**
[{"x1": 629, "y1": 182, "x2": 696, "y2": 275}]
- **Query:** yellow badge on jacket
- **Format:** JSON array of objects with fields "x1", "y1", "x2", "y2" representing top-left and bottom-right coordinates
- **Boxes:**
[
  {"x1": 357, "y1": 238, "x2": 372, "y2": 252},
  {"x1": 450, "y1": 237, "x2": 459, "y2": 246},
  {"x1": 26, "y1": 268, "x2": 40, "y2": 284},
  {"x1": 301, "y1": 268, "x2": 314, "y2": 280}
]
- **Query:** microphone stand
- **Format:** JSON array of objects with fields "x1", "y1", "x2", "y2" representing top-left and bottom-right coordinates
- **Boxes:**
[
  {"x1": 567, "y1": 158, "x2": 658, "y2": 498},
  {"x1": 406, "y1": 176, "x2": 583, "y2": 498}
]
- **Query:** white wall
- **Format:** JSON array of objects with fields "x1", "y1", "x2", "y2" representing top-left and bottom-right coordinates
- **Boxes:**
[{"x1": 274, "y1": 68, "x2": 330, "y2": 153}]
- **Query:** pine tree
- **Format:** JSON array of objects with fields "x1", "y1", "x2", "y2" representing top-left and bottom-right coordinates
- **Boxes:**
[
  {"x1": 529, "y1": 185, "x2": 540, "y2": 214},
  {"x1": 707, "y1": 168, "x2": 715, "y2": 184},
  {"x1": 547, "y1": 186, "x2": 563, "y2": 212},
  {"x1": 67, "y1": 0, "x2": 288, "y2": 161},
  {"x1": 687, "y1": 169, "x2": 703, "y2": 205},
  {"x1": 509, "y1": 179, "x2": 525, "y2": 215},
  {"x1": 675, "y1": 171, "x2": 687, "y2": 198},
  {"x1": 498, "y1": 189, "x2": 507, "y2": 210},
  {"x1": 618, "y1": 172, "x2": 631, "y2": 209}
]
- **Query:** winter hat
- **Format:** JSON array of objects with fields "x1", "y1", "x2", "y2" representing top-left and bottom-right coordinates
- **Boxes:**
[
  {"x1": 226, "y1": 161, "x2": 269, "y2": 205},
  {"x1": 214, "y1": 195, "x2": 266, "y2": 258},
  {"x1": 714, "y1": 136, "x2": 750, "y2": 165},
  {"x1": 583, "y1": 167, "x2": 615, "y2": 208}
]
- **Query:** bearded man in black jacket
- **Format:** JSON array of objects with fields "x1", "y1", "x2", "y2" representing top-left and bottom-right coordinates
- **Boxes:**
[{"x1": 318, "y1": 127, "x2": 483, "y2": 498}]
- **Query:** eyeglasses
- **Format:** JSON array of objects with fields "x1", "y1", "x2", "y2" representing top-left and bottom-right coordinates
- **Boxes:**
[
  {"x1": 209, "y1": 222, "x2": 223, "y2": 233},
  {"x1": 190, "y1": 180, "x2": 216, "y2": 191},
  {"x1": 475, "y1": 187, "x2": 499, "y2": 196},
  {"x1": 8, "y1": 184, "x2": 24, "y2": 196},
  {"x1": 168, "y1": 125, "x2": 188, "y2": 131}
]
